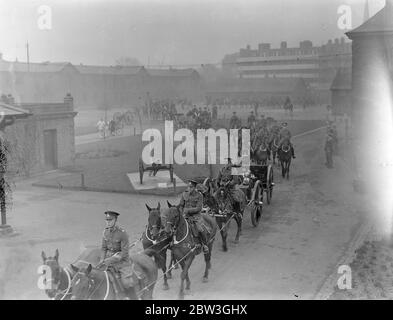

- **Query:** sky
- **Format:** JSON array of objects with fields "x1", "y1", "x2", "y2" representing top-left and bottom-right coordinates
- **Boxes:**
[{"x1": 0, "y1": 0, "x2": 386, "y2": 67}]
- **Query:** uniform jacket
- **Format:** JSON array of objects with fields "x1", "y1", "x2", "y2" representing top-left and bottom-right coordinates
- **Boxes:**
[
  {"x1": 179, "y1": 190, "x2": 203, "y2": 216},
  {"x1": 102, "y1": 225, "x2": 129, "y2": 262}
]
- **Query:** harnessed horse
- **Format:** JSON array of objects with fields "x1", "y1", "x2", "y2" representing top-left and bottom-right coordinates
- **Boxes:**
[
  {"x1": 201, "y1": 180, "x2": 244, "y2": 251},
  {"x1": 41, "y1": 250, "x2": 73, "y2": 300},
  {"x1": 278, "y1": 139, "x2": 292, "y2": 179},
  {"x1": 69, "y1": 249, "x2": 159, "y2": 300},
  {"x1": 141, "y1": 202, "x2": 176, "y2": 290},
  {"x1": 270, "y1": 134, "x2": 280, "y2": 165},
  {"x1": 252, "y1": 140, "x2": 270, "y2": 165},
  {"x1": 164, "y1": 204, "x2": 217, "y2": 300}
]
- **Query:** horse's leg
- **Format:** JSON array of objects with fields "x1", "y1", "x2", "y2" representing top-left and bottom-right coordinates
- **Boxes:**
[
  {"x1": 182, "y1": 256, "x2": 194, "y2": 293},
  {"x1": 161, "y1": 251, "x2": 169, "y2": 290},
  {"x1": 281, "y1": 161, "x2": 285, "y2": 178},
  {"x1": 203, "y1": 247, "x2": 212, "y2": 283},
  {"x1": 234, "y1": 214, "x2": 241, "y2": 244},
  {"x1": 217, "y1": 219, "x2": 227, "y2": 252}
]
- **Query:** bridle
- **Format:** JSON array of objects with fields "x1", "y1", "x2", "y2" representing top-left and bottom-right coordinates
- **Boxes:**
[
  {"x1": 166, "y1": 207, "x2": 189, "y2": 245},
  {"x1": 72, "y1": 270, "x2": 109, "y2": 300}
]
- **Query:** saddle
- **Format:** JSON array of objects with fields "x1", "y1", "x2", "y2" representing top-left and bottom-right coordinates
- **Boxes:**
[{"x1": 105, "y1": 261, "x2": 145, "y2": 299}]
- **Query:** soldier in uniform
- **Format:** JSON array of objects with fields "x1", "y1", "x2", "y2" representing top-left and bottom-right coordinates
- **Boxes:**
[
  {"x1": 278, "y1": 122, "x2": 296, "y2": 159},
  {"x1": 247, "y1": 111, "x2": 256, "y2": 128},
  {"x1": 229, "y1": 112, "x2": 241, "y2": 129},
  {"x1": 325, "y1": 132, "x2": 335, "y2": 168},
  {"x1": 100, "y1": 211, "x2": 136, "y2": 299},
  {"x1": 178, "y1": 180, "x2": 209, "y2": 254},
  {"x1": 215, "y1": 158, "x2": 243, "y2": 212}
]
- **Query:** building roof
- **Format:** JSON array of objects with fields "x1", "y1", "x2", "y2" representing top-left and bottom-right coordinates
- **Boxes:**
[
  {"x1": 0, "y1": 102, "x2": 30, "y2": 117},
  {"x1": 206, "y1": 78, "x2": 306, "y2": 94},
  {"x1": 330, "y1": 68, "x2": 352, "y2": 90},
  {"x1": 0, "y1": 60, "x2": 74, "y2": 73},
  {"x1": 346, "y1": 1, "x2": 393, "y2": 37},
  {"x1": 146, "y1": 68, "x2": 197, "y2": 77},
  {"x1": 74, "y1": 64, "x2": 145, "y2": 75}
]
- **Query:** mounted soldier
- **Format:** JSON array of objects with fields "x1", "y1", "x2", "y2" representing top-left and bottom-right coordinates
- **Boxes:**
[
  {"x1": 278, "y1": 122, "x2": 296, "y2": 159},
  {"x1": 178, "y1": 180, "x2": 209, "y2": 254},
  {"x1": 99, "y1": 211, "x2": 138, "y2": 299}
]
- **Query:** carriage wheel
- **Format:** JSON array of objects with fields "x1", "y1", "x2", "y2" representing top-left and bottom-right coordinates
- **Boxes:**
[
  {"x1": 139, "y1": 158, "x2": 144, "y2": 184},
  {"x1": 250, "y1": 180, "x2": 263, "y2": 227},
  {"x1": 265, "y1": 165, "x2": 272, "y2": 205},
  {"x1": 169, "y1": 164, "x2": 174, "y2": 183}
]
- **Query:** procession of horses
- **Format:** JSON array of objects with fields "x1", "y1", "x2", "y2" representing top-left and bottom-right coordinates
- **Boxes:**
[{"x1": 39, "y1": 110, "x2": 304, "y2": 301}]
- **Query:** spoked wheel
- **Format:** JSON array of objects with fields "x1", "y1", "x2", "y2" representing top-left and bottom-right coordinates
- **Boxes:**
[
  {"x1": 139, "y1": 158, "x2": 144, "y2": 184},
  {"x1": 169, "y1": 164, "x2": 174, "y2": 183},
  {"x1": 250, "y1": 180, "x2": 263, "y2": 227},
  {"x1": 265, "y1": 165, "x2": 273, "y2": 205}
]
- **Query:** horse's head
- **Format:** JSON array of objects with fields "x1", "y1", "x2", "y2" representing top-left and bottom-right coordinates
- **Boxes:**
[
  {"x1": 70, "y1": 264, "x2": 95, "y2": 300},
  {"x1": 145, "y1": 202, "x2": 161, "y2": 240},
  {"x1": 41, "y1": 249, "x2": 61, "y2": 298},
  {"x1": 164, "y1": 202, "x2": 181, "y2": 236},
  {"x1": 281, "y1": 139, "x2": 291, "y2": 152},
  {"x1": 217, "y1": 181, "x2": 231, "y2": 198}
]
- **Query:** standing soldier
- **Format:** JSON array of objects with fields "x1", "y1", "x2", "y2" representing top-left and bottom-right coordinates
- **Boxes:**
[
  {"x1": 229, "y1": 112, "x2": 241, "y2": 129},
  {"x1": 178, "y1": 180, "x2": 209, "y2": 253},
  {"x1": 99, "y1": 211, "x2": 136, "y2": 299},
  {"x1": 247, "y1": 111, "x2": 256, "y2": 128},
  {"x1": 325, "y1": 133, "x2": 334, "y2": 168}
]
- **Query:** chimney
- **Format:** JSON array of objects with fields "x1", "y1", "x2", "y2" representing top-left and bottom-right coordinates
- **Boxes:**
[
  {"x1": 280, "y1": 41, "x2": 287, "y2": 49},
  {"x1": 64, "y1": 93, "x2": 74, "y2": 109}
]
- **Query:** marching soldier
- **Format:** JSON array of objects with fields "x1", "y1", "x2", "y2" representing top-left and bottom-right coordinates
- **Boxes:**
[
  {"x1": 100, "y1": 211, "x2": 136, "y2": 299},
  {"x1": 178, "y1": 180, "x2": 209, "y2": 254}
]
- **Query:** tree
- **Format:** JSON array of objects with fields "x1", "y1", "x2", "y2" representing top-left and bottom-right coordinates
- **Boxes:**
[{"x1": 115, "y1": 57, "x2": 142, "y2": 66}]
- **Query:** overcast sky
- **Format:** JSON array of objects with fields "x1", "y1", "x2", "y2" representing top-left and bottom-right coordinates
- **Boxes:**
[{"x1": 0, "y1": 0, "x2": 386, "y2": 67}]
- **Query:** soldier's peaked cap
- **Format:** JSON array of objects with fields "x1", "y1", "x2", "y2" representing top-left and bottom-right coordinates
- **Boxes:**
[{"x1": 105, "y1": 211, "x2": 120, "y2": 218}]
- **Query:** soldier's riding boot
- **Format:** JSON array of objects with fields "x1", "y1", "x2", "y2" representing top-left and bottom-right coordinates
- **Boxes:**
[
  {"x1": 267, "y1": 149, "x2": 271, "y2": 160},
  {"x1": 291, "y1": 146, "x2": 296, "y2": 159}
]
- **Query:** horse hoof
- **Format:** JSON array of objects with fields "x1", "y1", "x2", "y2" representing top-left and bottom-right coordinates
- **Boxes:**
[
  {"x1": 202, "y1": 277, "x2": 208, "y2": 283},
  {"x1": 163, "y1": 284, "x2": 169, "y2": 291}
]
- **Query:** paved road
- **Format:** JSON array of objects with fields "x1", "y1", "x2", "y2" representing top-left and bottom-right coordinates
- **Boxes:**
[{"x1": 0, "y1": 123, "x2": 366, "y2": 299}]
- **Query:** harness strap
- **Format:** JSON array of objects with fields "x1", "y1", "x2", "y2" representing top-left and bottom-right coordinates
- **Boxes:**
[{"x1": 173, "y1": 219, "x2": 189, "y2": 245}]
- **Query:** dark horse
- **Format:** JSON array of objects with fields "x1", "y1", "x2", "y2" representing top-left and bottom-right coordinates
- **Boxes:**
[
  {"x1": 70, "y1": 249, "x2": 159, "y2": 300},
  {"x1": 141, "y1": 202, "x2": 175, "y2": 290},
  {"x1": 200, "y1": 179, "x2": 243, "y2": 251},
  {"x1": 164, "y1": 203, "x2": 217, "y2": 300},
  {"x1": 278, "y1": 139, "x2": 292, "y2": 179},
  {"x1": 40, "y1": 247, "x2": 102, "y2": 300},
  {"x1": 269, "y1": 134, "x2": 280, "y2": 165},
  {"x1": 252, "y1": 140, "x2": 270, "y2": 165}
]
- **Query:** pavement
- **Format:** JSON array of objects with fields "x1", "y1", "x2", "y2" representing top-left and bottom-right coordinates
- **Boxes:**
[{"x1": 0, "y1": 118, "x2": 372, "y2": 300}]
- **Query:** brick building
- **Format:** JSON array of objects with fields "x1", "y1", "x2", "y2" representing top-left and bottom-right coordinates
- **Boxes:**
[{"x1": 2, "y1": 93, "x2": 77, "y2": 176}]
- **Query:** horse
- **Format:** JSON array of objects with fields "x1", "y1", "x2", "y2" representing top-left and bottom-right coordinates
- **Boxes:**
[
  {"x1": 41, "y1": 249, "x2": 73, "y2": 300},
  {"x1": 201, "y1": 181, "x2": 243, "y2": 251},
  {"x1": 252, "y1": 140, "x2": 270, "y2": 165},
  {"x1": 164, "y1": 203, "x2": 217, "y2": 300},
  {"x1": 141, "y1": 202, "x2": 175, "y2": 290},
  {"x1": 40, "y1": 247, "x2": 102, "y2": 300},
  {"x1": 278, "y1": 139, "x2": 292, "y2": 179},
  {"x1": 69, "y1": 249, "x2": 159, "y2": 300},
  {"x1": 270, "y1": 134, "x2": 280, "y2": 165}
]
